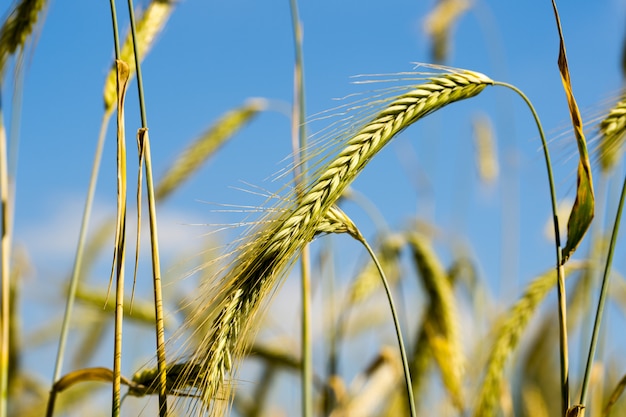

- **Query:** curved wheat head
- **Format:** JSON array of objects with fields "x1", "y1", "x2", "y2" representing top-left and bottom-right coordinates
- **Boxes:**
[{"x1": 138, "y1": 68, "x2": 494, "y2": 415}]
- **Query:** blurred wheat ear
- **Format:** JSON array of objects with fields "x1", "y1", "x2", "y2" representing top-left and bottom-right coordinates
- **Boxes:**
[
  {"x1": 0, "y1": 0, "x2": 47, "y2": 74},
  {"x1": 408, "y1": 231, "x2": 464, "y2": 411},
  {"x1": 473, "y1": 262, "x2": 583, "y2": 417},
  {"x1": 597, "y1": 93, "x2": 626, "y2": 172}
]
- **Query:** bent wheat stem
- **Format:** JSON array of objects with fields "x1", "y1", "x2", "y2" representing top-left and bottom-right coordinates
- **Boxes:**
[
  {"x1": 167, "y1": 69, "x2": 493, "y2": 415},
  {"x1": 494, "y1": 80, "x2": 568, "y2": 414},
  {"x1": 355, "y1": 230, "x2": 416, "y2": 417}
]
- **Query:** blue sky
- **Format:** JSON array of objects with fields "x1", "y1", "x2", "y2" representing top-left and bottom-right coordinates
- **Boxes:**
[{"x1": 3, "y1": 0, "x2": 626, "y2": 414}]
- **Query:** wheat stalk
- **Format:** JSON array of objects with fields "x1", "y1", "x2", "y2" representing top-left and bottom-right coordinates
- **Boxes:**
[
  {"x1": 346, "y1": 233, "x2": 405, "y2": 306},
  {"x1": 155, "y1": 68, "x2": 493, "y2": 415},
  {"x1": 103, "y1": 0, "x2": 174, "y2": 113}
]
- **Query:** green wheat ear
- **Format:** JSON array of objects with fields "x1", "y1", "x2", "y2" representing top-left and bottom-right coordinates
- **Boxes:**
[{"x1": 147, "y1": 68, "x2": 493, "y2": 416}]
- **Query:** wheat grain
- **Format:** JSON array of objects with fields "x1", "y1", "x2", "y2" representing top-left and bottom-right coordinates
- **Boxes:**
[
  {"x1": 0, "y1": 0, "x2": 47, "y2": 74},
  {"x1": 160, "y1": 68, "x2": 493, "y2": 415}
]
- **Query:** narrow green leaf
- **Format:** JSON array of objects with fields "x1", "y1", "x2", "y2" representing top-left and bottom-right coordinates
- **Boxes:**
[{"x1": 551, "y1": 0, "x2": 595, "y2": 264}]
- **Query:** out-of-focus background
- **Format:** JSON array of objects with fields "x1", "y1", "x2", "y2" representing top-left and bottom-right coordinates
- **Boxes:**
[{"x1": 3, "y1": 0, "x2": 626, "y2": 416}]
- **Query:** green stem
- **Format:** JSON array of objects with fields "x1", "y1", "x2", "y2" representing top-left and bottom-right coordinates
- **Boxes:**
[
  {"x1": 141, "y1": 132, "x2": 169, "y2": 416},
  {"x1": 288, "y1": 1, "x2": 312, "y2": 416},
  {"x1": 50, "y1": 112, "x2": 111, "y2": 387},
  {"x1": 108, "y1": 2, "x2": 124, "y2": 416},
  {"x1": 0, "y1": 48, "x2": 25, "y2": 417},
  {"x1": 126, "y1": 0, "x2": 167, "y2": 414},
  {"x1": 494, "y1": 81, "x2": 569, "y2": 414},
  {"x1": 126, "y1": 0, "x2": 148, "y2": 128},
  {"x1": 109, "y1": 0, "x2": 121, "y2": 61},
  {"x1": 579, "y1": 174, "x2": 626, "y2": 406},
  {"x1": 355, "y1": 233, "x2": 416, "y2": 417}
]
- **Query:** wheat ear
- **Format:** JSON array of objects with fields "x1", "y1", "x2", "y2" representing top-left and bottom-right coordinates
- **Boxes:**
[
  {"x1": 165, "y1": 69, "x2": 493, "y2": 415},
  {"x1": 408, "y1": 232, "x2": 464, "y2": 410},
  {"x1": 473, "y1": 263, "x2": 582, "y2": 417},
  {"x1": 0, "y1": 0, "x2": 47, "y2": 74}
]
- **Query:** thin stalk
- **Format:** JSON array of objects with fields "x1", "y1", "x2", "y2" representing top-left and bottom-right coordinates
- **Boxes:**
[
  {"x1": 110, "y1": 60, "x2": 129, "y2": 416},
  {"x1": 579, "y1": 174, "x2": 626, "y2": 406},
  {"x1": 0, "y1": 99, "x2": 10, "y2": 417},
  {"x1": 140, "y1": 130, "x2": 168, "y2": 416},
  {"x1": 51, "y1": 113, "x2": 111, "y2": 385},
  {"x1": 355, "y1": 233, "x2": 416, "y2": 417},
  {"x1": 1, "y1": 53, "x2": 25, "y2": 417},
  {"x1": 107, "y1": 2, "x2": 124, "y2": 416},
  {"x1": 0, "y1": 49, "x2": 26, "y2": 417},
  {"x1": 288, "y1": 1, "x2": 312, "y2": 417},
  {"x1": 494, "y1": 81, "x2": 569, "y2": 414},
  {"x1": 125, "y1": 1, "x2": 167, "y2": 413},
  {"x1": 126, "y1": 0, "x2": 147, "y2": 127}
]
